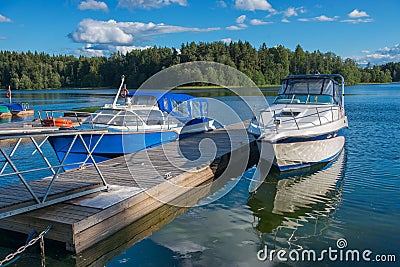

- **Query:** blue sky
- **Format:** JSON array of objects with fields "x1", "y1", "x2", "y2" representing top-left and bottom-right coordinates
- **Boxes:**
[{"x1": 0, "y1": 0, "x2": 399, "y2": 65}]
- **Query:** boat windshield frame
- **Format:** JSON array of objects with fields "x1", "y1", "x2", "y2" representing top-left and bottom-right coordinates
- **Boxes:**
[
  {"x1": 274, "y1": 74, "x2": 345, "y2": 106},
  {"x1": 83, "y1": 108, "x2": 173, "y2": 128}
]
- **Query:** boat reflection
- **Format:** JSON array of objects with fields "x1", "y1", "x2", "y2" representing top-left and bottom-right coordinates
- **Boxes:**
[{"x1": 247, "y1": 150, "x2": 346, "y2": 247}]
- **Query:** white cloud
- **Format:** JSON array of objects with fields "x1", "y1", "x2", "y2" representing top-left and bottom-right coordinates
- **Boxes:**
[
  {"x1": 281, "y1": 18, "x2": 290, "y2": 23},
  {"x1": 0, "y1": 14, "x2": 12, "y2": 23},
  {"x1": 221, "y1": 38, "x2": 232, "y2": 43},
  {"x1": 70, "y1": 19, "x2": 219, "y2": 45},
  {"x1": 299, "y1": 15, "x2": 339, "y2": 22},
  {"x1": 314, "y1": 15, "x2": 339, "y2": 22},
  {"x1": 226, "y1": 25, "x2": 245, "y2": 31},
  {"x1": 75, "y1": 44, "x2": 106, "y2": 56},
  {"x1": 236, "y1": 15, "x2": 246, "y2": 24},
  {"x1": 284, "y1": 7, "x2": 298, "y2": 18},
  {"x1": 71, "y1": 19, "x2": 133, "y2": 44},
  {"x1": 234, "y1": 0, "x2": 275, "y2": 12},
  {"x1": 216, "y1": 0, "x2": 227, "y2": 8},
  {"x1": 118, "y1": 0, "x2": 187, "y2": 10},
  {"x1": 78, "y1": 0, "x2": 109, "y2": 11},
  {"x1": 227, "y1": 16, "x2": 248, "y2": 30},
  {"x1": 75, "y1": 43, "x2": 152, "y2": 56},
  {"x1": 341, "y1": 18, "x2": 373, "y2": 24},
  {"x1": 249, "y1": 19, "x2": 271, "y2": 25},
  {"x1": 353, "y1": 44, "x2": 400, "y2": 65},
  {"x1": 348, "y1": 9, "x2": 369, "y2": 18}
]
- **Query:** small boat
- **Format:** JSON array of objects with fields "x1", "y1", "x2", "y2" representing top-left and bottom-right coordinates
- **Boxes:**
[
  {"x1": 0, "y1": 105, "x2": 12, "y2": 119},
  {"x1": 2, "y1": 86, "x2": 34, "y2": 116},
  {"x1": 248, "y1": 74, "x2": 348, "y2": 171},
  {"x1": 48, "y1": 76, "x2": 215, "y2": 171},
  {"x1": 1, "y1": 103, "x2": 34, "y2": 117}
]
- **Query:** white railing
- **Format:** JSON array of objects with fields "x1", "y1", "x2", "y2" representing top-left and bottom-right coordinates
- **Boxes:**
[{"x1": 260, "y1": 106, "x2": 344, "y2": 132}]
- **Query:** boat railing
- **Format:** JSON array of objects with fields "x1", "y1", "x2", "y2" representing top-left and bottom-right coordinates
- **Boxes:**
[
  {"x1": 38, "y1": 109, "x2": 92, "y2": 127},
  {"x1": 85, "y1": 113, "x2": 183, "y2": 130},
  {"x1": 0, "y1": 129, "x2": 109, "y2": 219},
  {"x1": 38, "y1": 109, "x2": 184, "y2": 131},
  {"x1": 260, "y1": 105, "x2": 344, "y2": 132}
]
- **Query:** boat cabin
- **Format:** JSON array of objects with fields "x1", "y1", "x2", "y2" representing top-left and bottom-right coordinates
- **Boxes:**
[{"x1": 274, "y1": 75, "x2": 344, "y2": 106}]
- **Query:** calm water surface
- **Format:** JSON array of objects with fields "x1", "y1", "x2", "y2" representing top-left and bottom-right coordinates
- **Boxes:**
[{"x1": 0, "y1": 84, "x2": 399, "y2": 266}]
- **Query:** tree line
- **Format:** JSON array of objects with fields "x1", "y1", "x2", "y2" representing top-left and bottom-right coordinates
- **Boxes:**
[{"x1": 0, "y1": 41, "x2": 398, "y2": 90}]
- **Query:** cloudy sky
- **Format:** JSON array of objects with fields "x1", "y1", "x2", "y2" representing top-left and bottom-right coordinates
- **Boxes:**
[{"x1": 0, "y1": 0, "x2": 399, "y2": 65}]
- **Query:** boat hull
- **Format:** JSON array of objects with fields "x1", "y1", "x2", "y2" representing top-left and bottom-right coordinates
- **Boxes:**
[
  {"x1": 258, "y1": 132, "x2": 345, "y2": 171},
  {"x1": 48, "y1": 131, "x2": 179, "y2": 171}
]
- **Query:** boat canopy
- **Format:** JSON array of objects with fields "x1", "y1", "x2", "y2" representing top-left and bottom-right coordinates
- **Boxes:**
[
  {"x1": 276, "y1": 75, "x2": 343, "y2": 105},
  {"x1": 0, "y1": 106, "x2": 10, "y2": 113},
  {"x1": 1, "y1": 103, "x2": 23, "y2": 112},
  {"x1": 126, "y1": 91, "x2": 208, "y2": 122}
]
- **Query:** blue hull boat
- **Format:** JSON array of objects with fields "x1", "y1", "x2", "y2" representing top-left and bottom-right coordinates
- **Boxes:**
[
  {"x1": 47, "y1": 75, "x2": 215, "y2": 171},
  {"x1": 48, "y1": 131, "x2": 179, "y2": 170}
]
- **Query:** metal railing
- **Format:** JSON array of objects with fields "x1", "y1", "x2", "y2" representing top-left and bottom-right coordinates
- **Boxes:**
[
  {"x1": 260, "y1": 105, "x2": 344, "y2": 132},
  {"x1": 37, "y1": 109, "x2": 185, "y2": 131},
  {"x1": 0, "y1": 129, "x2": 109, "y2": 219}
]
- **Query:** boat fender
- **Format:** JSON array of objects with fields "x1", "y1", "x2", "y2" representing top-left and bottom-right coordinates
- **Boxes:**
[
  {"x1": 120, "y1": 87, "x2": 129, "y2": 98},
  {"x1": 41, "y1": 118, "x2": 74, "y2": 128},
  {"x1": 55, "y1": 118, "x2": 73, "y2": 128}
]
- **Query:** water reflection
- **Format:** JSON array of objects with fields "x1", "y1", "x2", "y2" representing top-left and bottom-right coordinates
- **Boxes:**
[{"x1": 248, "y1": 151, "x2": 346, "y2": 249}]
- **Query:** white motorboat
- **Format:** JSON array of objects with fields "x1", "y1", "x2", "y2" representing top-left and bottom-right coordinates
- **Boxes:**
[{"x1": 248, "y1": 74, "x2": 348, "y2": 171}]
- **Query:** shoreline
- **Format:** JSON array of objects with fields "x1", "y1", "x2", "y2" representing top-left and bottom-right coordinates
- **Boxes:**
[{"x1": 2, "y1": 82, "x2": 396, "y2": 91}]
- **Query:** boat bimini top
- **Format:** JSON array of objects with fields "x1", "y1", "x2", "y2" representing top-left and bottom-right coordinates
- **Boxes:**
[
  {"x1": 125, "y1": 91, "x2": 209, "y2": 123},
  {"x1": 275, "y1": 74, "x2": 345, "y2": 107}
]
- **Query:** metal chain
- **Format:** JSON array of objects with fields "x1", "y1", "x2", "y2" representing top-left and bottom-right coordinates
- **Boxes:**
[
  {"x1": 0, "y1": 226, "x2": 51, "y2": 266},
  {"x1": 40, "y1": 236, "x2": 46, "y2": 267}
]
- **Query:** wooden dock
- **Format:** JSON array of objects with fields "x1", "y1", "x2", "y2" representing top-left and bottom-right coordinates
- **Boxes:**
[{"x1": 0, "y1": 121, "x2": 259, "y2": 259}]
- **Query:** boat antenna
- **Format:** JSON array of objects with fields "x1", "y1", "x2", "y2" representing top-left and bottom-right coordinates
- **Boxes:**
[{"x1": 112, "y1": 75, "x2": 125, "y2": 108}]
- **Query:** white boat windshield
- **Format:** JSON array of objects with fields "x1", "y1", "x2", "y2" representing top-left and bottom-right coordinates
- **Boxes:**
[
  {"x1": 129, "y1": 95, "x2": 158, "y2": 106},
  {"x1": 275, "y1": 77, "x2": 342, "y2": 106},
  {"x1": 84, "y1": 109, "x2": 175, "y2": 127}
]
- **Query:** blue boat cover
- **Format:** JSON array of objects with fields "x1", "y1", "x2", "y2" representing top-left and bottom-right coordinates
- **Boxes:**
[
  {"x1": 126, "y1": 91, "x2": 193, "y2": 112},
  {"x1": 1, "y1": 103, "x2": 23, "y2": 112}
]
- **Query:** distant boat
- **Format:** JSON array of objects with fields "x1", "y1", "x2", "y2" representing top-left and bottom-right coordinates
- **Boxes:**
[
  {"x1": 2, "y1": 85, "x2": 34, "y2": 116},
  {"x1": 47, "y1": 75, "x2": 215, "y2": 171},
  {"x1": 248, "y1": 74, "x2": 348, "y2": 171},
  {"x1": 0, "y1": 105, "x2": 12, "y2": 119},
  {"x1": 0, "y1": 103, "x2": 34, "y2": 117}
]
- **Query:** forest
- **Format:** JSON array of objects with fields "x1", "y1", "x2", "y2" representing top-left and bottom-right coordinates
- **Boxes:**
[{"x1": 0, "y1": 41, "x2": 398, "y2": 90}]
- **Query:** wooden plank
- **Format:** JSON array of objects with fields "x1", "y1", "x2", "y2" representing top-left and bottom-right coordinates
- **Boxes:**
[
  {"x1": 72, "y1": 166, "x2": 215, "y2": 235},
  {"x1": 68, "y1": 185, "x2": 144, "y2": 210},
  {"x1": 75, "y1": 182, "x2": 212, "y2": 267},
  {"x1": 72, "y1": 168, "x2": 215, "y2": 252}
]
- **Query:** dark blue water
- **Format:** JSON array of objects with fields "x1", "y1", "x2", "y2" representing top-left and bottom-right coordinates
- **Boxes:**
[{"x1": 0, "y1": 85, "x2": 399, "y2": 266}]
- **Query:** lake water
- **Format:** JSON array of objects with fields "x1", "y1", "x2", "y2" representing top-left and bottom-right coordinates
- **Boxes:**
[{"x1": 0, "y1": 84, "x2": 399, "y2": 266}]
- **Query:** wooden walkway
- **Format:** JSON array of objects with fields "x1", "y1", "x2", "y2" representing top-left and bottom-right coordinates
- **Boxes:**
[{"x1": 0, "y1": 121, "x2": 259, "y2": 259}]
